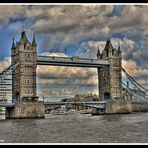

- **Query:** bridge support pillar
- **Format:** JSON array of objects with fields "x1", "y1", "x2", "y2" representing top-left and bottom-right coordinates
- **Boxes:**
[
  {"x1": 6, "y1": 102, "x2": 45, "y2": 119},
  {"x1": 92, "y1": 108, "x2": 105, "y2": 115},
  {"x1": 105, "y1": 101, "x2": 132, "y2": 114}
]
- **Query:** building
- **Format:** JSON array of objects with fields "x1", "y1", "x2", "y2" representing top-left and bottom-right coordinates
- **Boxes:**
[
  {"x1": 61, "y1": 94, "x2": 99, "y2": 102},
  {"x1": 0, "y1": 75, "x2": 12, "y2": 102},
  {"x1": 97, "y1": 41, "x2": 122, "y2": 101},
  {"x1": 11, "y1": 31, "x2": 37, "y2": 102}
]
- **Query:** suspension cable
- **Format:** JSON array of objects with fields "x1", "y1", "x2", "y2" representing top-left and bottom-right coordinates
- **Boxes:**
[
  {"x1": 122, "y1": 85, "x2": 147, "y2": 103},
  {"x1": 122, "y1": 67, "x2": 148, "y2": 92},
  {"x1": 123, "y1": 72, "x2": 142, "y2": 91},
  {"x1": 122, "y1": 82, "x2": 146, "y2": 98}
]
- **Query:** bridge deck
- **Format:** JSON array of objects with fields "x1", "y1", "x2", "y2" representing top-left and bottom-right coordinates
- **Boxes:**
[
  {"x1": 37, "y1": 56, "x2": 110, "y2": 68},
  {"x1": 44, "y1": 101, "x2": 106, "y2": 105},
  {"x1": 44, "y1": 101, "x2": 106, "y2": 109},
  {"x1": 0, "y1": 103, "x2": 15, "y2": 107}
]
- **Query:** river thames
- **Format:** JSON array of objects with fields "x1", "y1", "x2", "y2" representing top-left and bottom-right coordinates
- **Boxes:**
[{"x1": 0, "y1": 112, "x2": 148, "y2": 143}]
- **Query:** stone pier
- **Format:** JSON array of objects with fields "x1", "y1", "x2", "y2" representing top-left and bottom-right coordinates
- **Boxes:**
[
  {"x1": 92, "y1": 100, "x2": 132, "y2": 115},
  {"x1": 132, "y1": 103, "x2": 148, "y2": 112},
  {"x1": 105, "y1": 101, "x2": 132, "y2": 114},
  {"x1": 6, "y1": 102, "x2": 45, "y2": 119}
]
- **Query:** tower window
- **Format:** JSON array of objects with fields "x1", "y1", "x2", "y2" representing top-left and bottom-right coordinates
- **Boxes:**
[{"x1": 27, "y1": 46, "x2": 30, "y2": 50}]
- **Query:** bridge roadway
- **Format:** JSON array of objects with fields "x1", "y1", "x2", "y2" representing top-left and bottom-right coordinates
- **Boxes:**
[
  {"x1": 0, "y1": 101, "x2": 106, "y2": 109},
  {"x1": 44, "y1": 101, "x2": 106, "y2": 109},
  {"x1": 0, "y1": 102, "x2": 15, "y2": 107},
  {"x1": 37, "y1": 56, "x2": 110, "y2": 68}
]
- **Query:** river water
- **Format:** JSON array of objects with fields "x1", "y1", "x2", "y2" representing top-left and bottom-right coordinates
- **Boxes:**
[{"x1": 0, "y1": 112, "x2": 148, "y2": 143}]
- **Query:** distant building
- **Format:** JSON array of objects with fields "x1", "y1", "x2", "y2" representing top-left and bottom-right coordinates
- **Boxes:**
[
  {"x1": 0, "y1": 75, "x2": 12, "y2": 102},
  {"x1": 61, "y1": 94, "x2": 99, "y2": 102}
]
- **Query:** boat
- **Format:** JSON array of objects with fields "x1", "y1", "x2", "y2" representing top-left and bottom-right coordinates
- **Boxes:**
[{"x1": 51, "y1": 108, "x2": 68, "y2": 115}]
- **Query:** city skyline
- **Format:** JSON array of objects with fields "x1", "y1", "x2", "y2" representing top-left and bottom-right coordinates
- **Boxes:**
[{"x1": 0, "y1": 4, "x2": 148, "y2": 101}]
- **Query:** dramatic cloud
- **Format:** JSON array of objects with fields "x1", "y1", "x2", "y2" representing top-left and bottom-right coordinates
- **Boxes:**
[
  {"x1": 36, "y1": 51, "x2": 99, "y2": 100},
  {"x1": 79, "y1": 37, "x2": 137, "y2": 59},
  {"x1": 0, "y1": 5, "x2": 27, "y2": 29},
  {"x1": 122, "y1": 59, "x2": 148, "y2": 83},
  {"x1": 32, "y1": 5, "x2": 114, "y2": 34},
  {"x1": 0, "y1": 5, "x2": 148, "y2": 100},
  {"x1": 109, "y1": 6, "x2": 148, "y2": 35},
  {"x1": 0, "y1": 57, "x2": 10, "y2": 73}
]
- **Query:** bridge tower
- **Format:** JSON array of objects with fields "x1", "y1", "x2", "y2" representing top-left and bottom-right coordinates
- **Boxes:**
[
  {"x1": 98, "y1": 40, "x2": 122, "y2": 101},
  {"x1": 96, "y1": 40, "x2": 132, "y2": 114},
  {"x1": 11, "y1": 31, "x2": 37, "y2": 102},
  {"x1": 6, "y1": 31, "x2": 45, "y2": 119}
]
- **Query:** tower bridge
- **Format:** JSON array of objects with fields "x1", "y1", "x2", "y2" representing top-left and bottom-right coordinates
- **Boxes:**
[{"x1": 0, "y1": 31, "x2": 147, "y2": 119}]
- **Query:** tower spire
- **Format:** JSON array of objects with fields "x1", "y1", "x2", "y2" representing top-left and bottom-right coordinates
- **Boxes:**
[
  {"x1": 32, "y1": 33, "x2": 37, "y2": 46},
  {"x1": 106, "y1": 40, "x2": 113, "y2": 50},
  {"x1": 97, "y1": 45, "x2": 101, "y2": 59},
  {"x1": 20, "y1": 31, "x2": 29, "y2": 43},
  {"x1": 118, "y1": 42, "x2": 121, "y2": 50},
  {"x1": 11, "y1": 38, "x2": 15, "y2": 49},
  {"x1": 118, "y1": 42, "x2": 122, "y2": 55}
]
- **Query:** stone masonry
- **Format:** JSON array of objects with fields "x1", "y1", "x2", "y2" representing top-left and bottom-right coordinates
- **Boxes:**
[
  {"x1": 11, "y1": 31, "x2": 37, "y2": 102},
  {"x1": 97, "y1": 40, "x2": 122, "y2": 101}
]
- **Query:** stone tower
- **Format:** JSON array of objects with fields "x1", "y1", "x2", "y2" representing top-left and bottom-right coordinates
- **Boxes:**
[
  {"x1": 98, "y1": 40, "x2": 122, "y2": 101},
  {"x1": 11, "y1": 31, "x2": 37, "y2": 102}
]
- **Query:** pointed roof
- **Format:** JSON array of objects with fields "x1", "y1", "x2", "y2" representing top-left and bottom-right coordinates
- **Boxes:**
[
  {"x1": 105, "y1": 40, "x2": 114, "y2": 51},
  {"x1": 11, "y1": 38, "x2": 16, "y2": 49},
  {"x1": 118, "y1": 42, "x2": 121, "y2": 53},
  {"x1": 32, "y1": 33, "x2": 37, "y2": 46},
  {"x1": 20, "y1": 31, "x2": 29, "y2": 43},
  {"x1": 97, "y1": 45, "x2": 101, "y2": 56}
]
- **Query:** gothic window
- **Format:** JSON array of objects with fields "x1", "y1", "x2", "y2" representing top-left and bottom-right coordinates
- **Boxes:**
[
  {"x1": 28, "y1": 54, "x2": 30, "y2": 59},
  {"x1": 27, "y1": 46, "x2": 30, "y2": 50},
  {"x1": 25, "y1": 89, "x2": 27, "y2": 95},
  {"x1": 30, "y1": 90, "x2": 32, "y2": 95},
  {"x1": 24, "y1": 44, "x2": 26, "y2": 49},
  {"x1": 112, "y1": 49, "x2": 114, "y2": 56},
  {"x1": 114, "y1": 60, "x2": 119, "y2": 66}
]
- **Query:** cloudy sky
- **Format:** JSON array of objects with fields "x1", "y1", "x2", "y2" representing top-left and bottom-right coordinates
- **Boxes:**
[{"x1": 0, "y1": 4, "x2": 148, "y2": 101}]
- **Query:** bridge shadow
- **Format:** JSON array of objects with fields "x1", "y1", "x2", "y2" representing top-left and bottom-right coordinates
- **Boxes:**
[{"x1": 100, "y1": 114, "x2": 124, "y2": 122}]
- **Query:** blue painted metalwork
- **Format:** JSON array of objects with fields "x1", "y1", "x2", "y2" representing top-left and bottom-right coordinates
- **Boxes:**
[{"x1": 44, "y1": 101, "x2": 106, "y2": 109}]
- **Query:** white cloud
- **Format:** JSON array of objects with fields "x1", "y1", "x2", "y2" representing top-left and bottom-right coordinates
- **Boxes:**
[
  {"x1": 0, "y1": 57, "x2": 11, "y2": 73},
  {"x1": 79, "y1": 37, "x2": 137, "y2": 59},
  {"x1": 39, "y1": 52, "x2": 68, "y2": 57},
  {"x1": 122, "y1": 59, "x2": 148, "y2": 78}
]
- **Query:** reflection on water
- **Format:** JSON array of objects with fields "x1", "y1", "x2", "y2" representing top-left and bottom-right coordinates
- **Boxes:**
[
  {"x1": 100, "y1": 114, "x2": 123, "y2": 122},
  {"x1": 0, "y1": 112, "x2": 148, "y2": 143}
]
